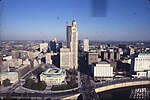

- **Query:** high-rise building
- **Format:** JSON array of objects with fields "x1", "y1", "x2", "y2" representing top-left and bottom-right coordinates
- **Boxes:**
[
  {"x1": 40, "y1": 43, "x2": 48, "y2": 52},
  {"x1": 114, "y1": 52, "x2": 120, "y2": 60},
  {"x1": 66, "y1": 22, "x2": 71, "y2": 48},
  {"x1": 57, "y1": 42, "x2": 62, "y2": 52},
  {"x1": 109, "y1": 52, "x2": 114, "y2": 60},
  {"x1": 66, "y1": 20, "x2": 78, "y2": 69},
  {"x1": 45, "y1": 53, "x2": 52, "y2": 64},
  {"x1": 83, "y1": 38, "x2": 89, "y2": 52},
  {"x1": 60, "y1": 48, "x2": 73, "y2": 69},
  {"x1": 50, "y1": 38, "x2": 57, "y2": 53},
  {"x1": 87, "y1": 52, "x2": 98, "y2": 65}
]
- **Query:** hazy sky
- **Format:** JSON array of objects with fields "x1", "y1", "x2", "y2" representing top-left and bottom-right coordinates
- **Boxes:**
[{"x1": 0, "y1": 0, "x2": 150, "y2": 41}]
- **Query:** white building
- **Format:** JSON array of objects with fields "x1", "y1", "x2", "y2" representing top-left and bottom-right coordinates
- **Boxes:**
[
  {"x1": 23, "y1": 59, "x2": 31, "y2": 65},
  {"x1": 40, "y1": 43, "x2": 48, "y2": 52},
  {"x1": 66, "y1": 20, "x2": 78, "y2": 69},
  {"x1": 83, "y1": 38, "x2": 89, "y2": 52},
  {"x1": 60, "y1": 48, "x2": 73, "y2": 69},
  {"x1": 0, "y1": 72, "x2": 19, "y2": 83},
  {"x1": 40, "y1": 67, "x2": 66, "y2": 85},
  {"x1": 5, "y1": 59, "x2": 22, "y2": 68},
  {"x1": 129, "y1": 46, "x2": 135, "y2": 55},
  {"x1": 131, "y1": 53, "x2": 150, "y2": 77},
  {"x1": 45, "y1": 53, "x2": 52, "y2": 64},
  {"x1": 136, "y1": 72, "x2": 147, "y2": 77},
  {"x1": 91, "y1": 61, "x2": 114, "y2": 80},
  {"x1": 3, "y1": 55, "x2": 12, "y2": 61},
  {"x1": 132, "y1": 53, "x2": 150, "y2": 72}
]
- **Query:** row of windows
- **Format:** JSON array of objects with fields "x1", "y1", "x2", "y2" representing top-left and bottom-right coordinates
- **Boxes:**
[{"x1": 136, "y1": 59, "x2": 150, "y2": 61}]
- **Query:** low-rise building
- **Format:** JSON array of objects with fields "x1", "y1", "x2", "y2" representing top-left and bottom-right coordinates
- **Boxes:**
[
  {"x1": 5, "y1": 59, "x2": 22, "y2": 68},
  {"x1": 0, "y1": 72, "x2": 18, "y2": 83},
  {"x1": 136, "y1": 71, "x2": 147, "y2": 78},
  {"x1": 16, "y1": 64, "x2": 30, "y2": 78},
  {"x1": 0, "y1": 64, "x2": 9, "y2": 72},
  {"x1": 40, "y1": 67, "x2": 66, "y2": 85},
  {"x1": 130, "y1": 53, "x2": 150, "y2": 77},
  {"x1": 91, "y1": 61, "x2": 114, "y2": 81},
  {"x1": 23, "y1": 59, "x2": 31, "y2": 65}
]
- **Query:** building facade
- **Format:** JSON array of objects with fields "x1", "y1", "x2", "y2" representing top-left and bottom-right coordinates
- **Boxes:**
[
  {"x1": 131, "y1": 53, "x2": 150, "y2": 77},
  {"x1": 50, "y1": 38, "x2": 56, "y2": 53},
  {"x1": 83, "y1": 38, "x2": 89, "y2": 52},
  {"x1": 66, "y1": 20, "x2": 78, "y2": 69},
  {"x1": 60, "y1": 48, "x2": 73, "y2": 69},
  {"x1": 40, "y1": 67, "x2": 66, "y2": 85},
  {"x1": 91, "y1": 62, "x2": 114, "y2": 80},
  {"x1": 87, "y1": 52, "x2": 98, "y2": 65},
  {"x1": 40, "y1": 43, "x2": 48, "y2": 52},
  {"x1": 0, "y1": 72, "x2": 18, "y2": 83}
]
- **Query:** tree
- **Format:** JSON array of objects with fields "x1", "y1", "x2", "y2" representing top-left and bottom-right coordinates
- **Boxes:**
[
  {"x1": 23, "y1": 78, "x2": 35, "y2": 89},
  {"x1": 23, "y1": 78, "x2": 46, "y2": 91},
  {"x1": 3, "y1": 79, "x2": 12, "y2": 87},
  {"x1": 69, "y1": 76, "x2": 76, "y2": 86}
]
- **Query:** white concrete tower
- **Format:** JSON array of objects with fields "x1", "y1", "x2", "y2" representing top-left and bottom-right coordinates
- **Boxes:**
[
  {"x1": 70, "y1": 20, "x2": 78, "y2": 69},
  {"x1": 66, "y1": 20, "x2": 78, "y2": 69},
  {"x1": 83, "y1": 38, "x2": 89, "y2": 52}
]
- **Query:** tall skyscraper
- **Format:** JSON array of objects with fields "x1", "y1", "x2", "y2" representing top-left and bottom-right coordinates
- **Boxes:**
[
  {"x1": 50, "y1": 38, "x2": 56, "y2": 53},
  {"x1": 83, "y1": 38, "x2": 89, "y2": 52},
  {"x1": 60, "y1": 48, "x2": 73, "y2": 69},
  {"x1": 66, "y1": 22, "x2": 71, "y2": 48},
  {"x1": 66, "y1": 20, "x2": 78, "y2": 69}
]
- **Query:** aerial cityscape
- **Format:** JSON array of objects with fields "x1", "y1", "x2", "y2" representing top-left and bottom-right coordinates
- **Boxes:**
[{"x1": 0, "y1": 0, "x2": 150, "y2": 100}]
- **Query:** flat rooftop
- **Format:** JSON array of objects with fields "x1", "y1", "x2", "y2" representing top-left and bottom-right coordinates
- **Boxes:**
[
  {"x1": 43, "y1": 68, "x2": 63, "y2": 75},
  {"x1": 0, "y1": 72, "x2": 18, "y2": 77}
]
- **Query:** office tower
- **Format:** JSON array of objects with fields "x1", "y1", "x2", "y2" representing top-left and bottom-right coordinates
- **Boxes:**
[
  {"x1": 50, "y1": 38, "x2": 56, "y2": 53},
  {"x1": 66, "y1": 20, "x2": 78, "y2": 69},
  {"x1": 45, "y1": 53, "x2": 52, "y2": 64},
  {"x1": 131, "y1": 53, "x2": 150, "y2": 72},
  {"x1": 109, "y1": 52, "x2": 114, "y2": 60},
  {"x1": 57, "y1": 42, "x2": 62, "y2": 52},
  {"x1": 60, "y1": 48, "x2": 73, "y2": 69},
  {"x1": 83, "y1": 38, "x2": 89, "y2": 52},
  {"x1": 66, "y1": 22, "x2": 71, "y2": 48},
  {"x1": 104, "y1": 51, "x2": 109, "y2": 60},
  {"x1": 114, "y1": 52, "x2": 120, "y2": 60},
  {"x1": 87, "y1": 52, "x2": 98, "y2": 65},
  {"x1": 40, "y1": 42, "x2": 48, "y2": 52}
]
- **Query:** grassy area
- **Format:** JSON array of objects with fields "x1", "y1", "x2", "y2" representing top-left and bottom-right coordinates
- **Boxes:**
[
  {"x1": 23, "y1": 78, "x2": 46, "y2": 91},
  {"x1": 51, "y1": 83, "x2": 78, "y2": 91}
]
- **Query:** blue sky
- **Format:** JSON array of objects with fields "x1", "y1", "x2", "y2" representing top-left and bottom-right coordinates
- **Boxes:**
[{"x1": 0, "y1": 0, "x2": 150, "y2": 41}]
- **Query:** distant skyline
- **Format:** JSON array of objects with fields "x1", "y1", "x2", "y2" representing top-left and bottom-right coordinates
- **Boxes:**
[{"x1": 0, "y1": 0, "x2": 150, "y2": 41}]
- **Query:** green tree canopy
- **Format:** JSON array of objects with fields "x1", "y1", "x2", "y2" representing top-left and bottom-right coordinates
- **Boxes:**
[{"x1": 3, "y1": 79, "x2": 12, "y2": 87}]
